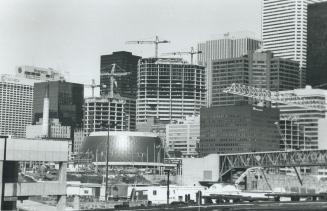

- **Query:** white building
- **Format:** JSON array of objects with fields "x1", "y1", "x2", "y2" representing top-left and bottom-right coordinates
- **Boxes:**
[
  {"x1": 197, "y1": 32, "x2": 261, "y2": 106},
  {"x1": 166, "y1": 115, "x2": 200, "y2": 157},
  {"x1": 262, "y1": 0, "x2": 326, "y2": 86},
  {"x1": 278, "y1": 86, "x2": 327, "y2": 150},
  {"x1": 137, "y1": 58, "x2": 206, "y2": 124},
  {"x1": 16, "y1": 65, "x2": 65, "y2": 81},
  {"x1": 0, "y1": 75, "x2": 35, "y2": 138}
]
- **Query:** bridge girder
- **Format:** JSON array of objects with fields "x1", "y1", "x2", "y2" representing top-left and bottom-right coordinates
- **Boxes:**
[{"x1": 219, "y1": 150, "x2": 327, "y2": 178}]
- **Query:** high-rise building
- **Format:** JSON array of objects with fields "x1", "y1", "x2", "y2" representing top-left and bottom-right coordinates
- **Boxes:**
[
  {"x1": 278, "y1": 86, "x2": 327, "y2": 150},
  {"x1": 32, "y1": 81, "x2": 84, "y2": 128},
  {"x1": 0, "y1": 74, "x2": 35, "y2": 138},
  {"x1": 262, "y1": 0, "x2": 326, "y2": 87},
  {"x1": 197, "y1": 33, "x2": 261, "y2": 106},
  {"x1": 16, "y1": 65, "x2": 65, "y2": 81},
  {"x1": 307, "y1": 1, "x2": 327, "y2": 88},
  {"x1": 83, "y1": 96, "x2": 136, "y2": 134},
  {"x1": 211, "y1": 51, "x2": 300, "y2": 107},
  {"x1": 166, "y1": 115, "x2": 200, "y2": 157},
  {"x1": 199, "y1": 105, "x2": 280, "y2": 155},
  {"x1": 100, "y1": 51, "x2": 141, "y2": 98},
  {"x1": 137, "y1": 58, "x2": 206, "y2": 124}
]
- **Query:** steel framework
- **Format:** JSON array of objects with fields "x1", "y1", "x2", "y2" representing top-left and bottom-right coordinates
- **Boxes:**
[
  {"x1": 219, "y1": 150, "x2": 327, "y2": 178},
  {"x1": 223, "y1": 83, "x2": 326, "y2": 111}
]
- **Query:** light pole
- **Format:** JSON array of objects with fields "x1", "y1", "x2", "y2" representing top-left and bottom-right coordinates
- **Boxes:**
[
  {"x1": 164, "y1": 169, "x2": 170, "y2": 205},
  {"x1": 0, "y1": 135, "x2": 8, "y2": 210}
]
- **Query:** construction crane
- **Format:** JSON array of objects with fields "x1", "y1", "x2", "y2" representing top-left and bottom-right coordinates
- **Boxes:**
[
  {"x1": 85, "y1": 79, "x2": 105, "y2": 98},
  {"x1": 314, "y1": 83, "x2": 327, "y2": 88},
  {"x1": 162, "y1": 47, "x2": 202, "y2": 64},
  {"x1": 126, "y1": 35, "x2": 170, "y2": 58},
  {"x1": 223, "y1": 83, "x2": 326, "y2": 111},
  {"x1": 100, "y1": 63, "x2": 130, "y2": 98}
]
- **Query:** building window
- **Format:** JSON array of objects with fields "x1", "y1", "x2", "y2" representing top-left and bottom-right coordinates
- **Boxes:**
[{"x1": 153, "y1": 190, "x2": 157, "y2": 195}]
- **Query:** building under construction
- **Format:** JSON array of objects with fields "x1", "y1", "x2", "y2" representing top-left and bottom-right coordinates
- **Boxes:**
[
  {"x1": 83, "y1": 96, "x2": 136, "y2": 134},
  {"x1": 136, "y1": 58, "x2": 206, "y2": 124}
]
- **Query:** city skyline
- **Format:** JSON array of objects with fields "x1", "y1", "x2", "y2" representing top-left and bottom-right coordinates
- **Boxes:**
[{"x1": 0, "y1": 0, "x2": 261, "y2": 97}]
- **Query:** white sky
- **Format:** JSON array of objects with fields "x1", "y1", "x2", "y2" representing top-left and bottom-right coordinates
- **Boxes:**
[{"x1": 0, "y1": 0, "x2": 262, "y2": 95}]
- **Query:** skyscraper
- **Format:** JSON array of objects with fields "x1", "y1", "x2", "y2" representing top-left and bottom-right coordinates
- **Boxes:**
[
  {"x1": 211, "y1": 51, "x2": 300, "y2": 107},
  {"x1": 83, "y1": 96, "x2": 136, "y2": 134},
  {"x1": 33, "y1": 81, "x2": 84, "y2": 128},
  {"x1": 0, "y1": 67, "x2": 66, "y2": 138},
  {"x1": 262, "y1": 0, "x2": 326, "y2": 87},
  {"x1": 199, "y1": 105, "x2": 280, "y2": 155},
  {"x1": 100, "y1": 51, "x2": 141, "y2": 98},
  {"x1": 307, "y1": 1, "x2": 327, "y2": 88},
  {"x1": 137, "y1": 58, "x2": 206, "y2": 124},
  {"x1": 0, "y1": 75, "x2": 34, "y2": 138},
  {"x1": 198, "y1": 33, "x2": 261, "y2": 106}
]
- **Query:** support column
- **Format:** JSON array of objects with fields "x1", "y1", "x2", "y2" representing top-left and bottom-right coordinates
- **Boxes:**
[{"x1": 56, "y1": 162, "x2": 67, "y2": 211}]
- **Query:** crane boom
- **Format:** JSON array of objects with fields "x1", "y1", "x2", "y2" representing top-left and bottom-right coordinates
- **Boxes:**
[
  {"x1": 223, "y1": 83, "x2": 326, "y2": 111},
  {"x1": 126, "y1": 35, "x2": 170, "y2": 58},
  {"x1": 162, "y1": 47, "x2": 202, "y2": 64}
]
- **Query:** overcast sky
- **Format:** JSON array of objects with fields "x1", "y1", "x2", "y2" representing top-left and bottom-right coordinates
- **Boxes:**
[{"x1": 0, "y1": 0, "x2": 262, "y2": 95}]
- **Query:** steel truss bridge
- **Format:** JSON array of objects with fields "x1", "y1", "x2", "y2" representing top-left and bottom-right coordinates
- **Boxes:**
[{"x1": 219, "y1": 149, "x2": 327, "y2": 179}]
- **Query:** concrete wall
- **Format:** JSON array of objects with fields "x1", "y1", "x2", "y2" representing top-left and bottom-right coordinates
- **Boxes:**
[
  {"x1": 182, "y1": 154, "x2": 220, "y2": 186},
  {"x1": 318, "y1": 119, "x2": 327, "y2": 149}
]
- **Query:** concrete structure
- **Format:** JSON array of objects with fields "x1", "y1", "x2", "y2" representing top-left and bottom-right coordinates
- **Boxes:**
[
  {"x1": 182, "y1": 154, "x2": 220, "y2": 186},
  {"x1": 278, "y1": 86, "x2": 327, "y2": 150},
  {"x1": 0, "y1": 136, "x2": 68, "y2": 210},
  {"x1": 165, "y1": 115, "x2": 200, "y2": 157},
  {"x1": 211, "y1": 51, "x2": 300, "y2": 107},
  {"x1": 0, "y1": 75, "x2": 34, "y2": 138},
  {"x1": 137, "y1": 58, "x2": 206, "y2": 124},
  {"x1": 100, "y1": 51, "x2": 141, "y2": 98},
  {"x1": 318, "y1": 119, "x2": 327, "y2": 149},
  {"x1": 26, "y1": 119, "x2": 71, "y2": 139},
  {"x1": 73, "y1": 129, "x2": 85, "y2": 155},
  {"x1": 199, "y1": 105, "x2": 280, "y2": 155},
  {"x1": 83, "y1": 96, "x2": 136, "y2": 134},
  {"x1": 81, "y1": 131, "x2": 163, "y2": 163},
  {"x1": 197, "y1": 32, "x2": 261, "y2": 106},
  {"x1": 307, "y1": 1, "x2": 327, "y2": 88},
  {"x1": 15, "y1": 65, "x2": 65, "y2": 81},
  {"x1": 262, "y1": 0, "x2": 326, "y2": 86}
]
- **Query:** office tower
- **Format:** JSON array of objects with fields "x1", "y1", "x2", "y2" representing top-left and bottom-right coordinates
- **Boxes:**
[
  {"x1": 211, "y1": 51, "x2": 300, "y2": 107},
  {"x1": 137, "y1": 58, "x2": 206, "y2": 124},
  {"x1": 262, "y1": 0, "x2": 326, "y2": 87},
  {"x1": 0, "y1": 75, "x2": 35, "y2": 138},
  {"x1": 307, "y1": 2, "x2": 327, "y2": 88},
  {"x1": 166, "y1": 115, "x2": 200, "y2": 157},
  {"x1": 278, "y1": 86, "x2": 327, "y2": 150},
  {"x1": 100, "y1": 51, "x2": 141, "y2": 98},
  {"x1": 83, "y1": 96, "x2": 136, "y2": 134},
  {"x1": 33, "y1": 81, "x2": 84, "y2": 128},
  {"x1": 16, "y1": 65, "x2": 65, "y2": 81},
  {"x1": 199, "y1": 105, "x2": 280, "y2": 155},
  {"x1": 197, "y1": 33, "x2": 261, "y2": 106}
]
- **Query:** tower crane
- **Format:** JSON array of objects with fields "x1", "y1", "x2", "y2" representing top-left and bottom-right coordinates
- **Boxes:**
[
  {"x1": 223, "y1": 83, "x2": 326, "y2": 111},
  {"x1": 85, "y1": 79, "x2": 105, "y2": 98},
  {"x1": 126, "y1": 35, "x2": 170, "y2": 58},
  {"x1": 162, "y1": 47, "x2": 202, "y2": 64},
  {"x1": 100, "y1": 63, "x2": 130, "y2": 98}
]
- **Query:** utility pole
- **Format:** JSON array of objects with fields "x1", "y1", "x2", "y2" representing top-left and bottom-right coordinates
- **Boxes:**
[{"x1": 164, "y1": 169, "x2": 170, "y2": 205}]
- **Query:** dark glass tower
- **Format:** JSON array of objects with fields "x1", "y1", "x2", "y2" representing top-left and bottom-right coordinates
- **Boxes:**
[
  {"x1": 307, "y1": 2, "x2": 327, "y2": 88},
  {"x1": 100, "y1": 51, "x2": 141, "y2": 98},
  {"x1": 33, "y1": 81, "x2": 84, "y2": 128}
]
